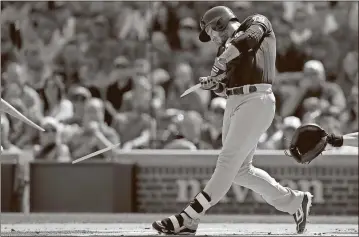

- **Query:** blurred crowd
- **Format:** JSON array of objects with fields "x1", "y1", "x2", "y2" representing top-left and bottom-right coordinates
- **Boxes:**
[{"x1": 1, "y1": 1, "x2": 358, "y2": 161}]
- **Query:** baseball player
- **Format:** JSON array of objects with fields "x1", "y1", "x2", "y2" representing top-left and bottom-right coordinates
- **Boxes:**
[{"x1": 152, "y1": 6, "x2": 313, "y2": 235}]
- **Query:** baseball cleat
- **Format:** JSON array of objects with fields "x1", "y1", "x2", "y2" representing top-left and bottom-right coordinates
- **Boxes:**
[
  {"x1": 152, "y1": 213, "x2": 198, "y2": 235},
  {"x1": 293, "y1": 192, "x2": 313, "y2": 234}
]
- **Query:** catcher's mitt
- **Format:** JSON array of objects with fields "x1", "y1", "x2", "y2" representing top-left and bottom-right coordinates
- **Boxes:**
[{"x1": 285, "y1": 124, "x2": 343, "y2": 164}]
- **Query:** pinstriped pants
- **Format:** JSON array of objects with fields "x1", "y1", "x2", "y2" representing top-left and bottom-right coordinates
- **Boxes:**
[{"x1": 203, "y1": 87, "x2": 304, "y2": 215}]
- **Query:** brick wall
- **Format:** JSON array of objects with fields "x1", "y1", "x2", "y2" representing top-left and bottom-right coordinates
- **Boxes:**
[
  {"x1": 135, "y1": 152, "x2": 358, "y2": 215},
  {"x1": 2, "y1": 150, "x2": 358, "y2": 215}
]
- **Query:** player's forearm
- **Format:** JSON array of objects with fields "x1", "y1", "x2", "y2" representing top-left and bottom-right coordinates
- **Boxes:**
[{"x1": 218, "y1": 44, "x2": 240, "y2": 63}]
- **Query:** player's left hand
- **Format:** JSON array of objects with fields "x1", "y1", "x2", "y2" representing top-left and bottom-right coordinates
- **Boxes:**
[
  {"x1": 210, "y1": 57, "x2": 227, "y2": 82},
  {"x1": 199, "y1": 76, "x2": 218, "y2": 90}
]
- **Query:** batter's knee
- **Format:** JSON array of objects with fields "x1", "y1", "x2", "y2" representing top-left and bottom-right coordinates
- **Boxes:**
[
  {"x1": 236, "y1": 162, "x2": 253, "y2": 176},
  {"x1": 217, "y1": 145, "x2": 250, "y2": 165},
  {"x1": 216, "y1": 149, "x2": 237, "y2": 167}
]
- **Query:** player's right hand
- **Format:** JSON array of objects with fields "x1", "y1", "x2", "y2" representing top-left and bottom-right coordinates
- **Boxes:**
[{"x1": 199, "y1": 76, "x2": 218, "y2": 90}]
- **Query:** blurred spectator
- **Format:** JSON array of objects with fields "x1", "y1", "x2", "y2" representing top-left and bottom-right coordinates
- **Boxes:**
[
  {"x1": 7, "y1": 99, "x2": 39, "y2": 149},
  {"x1": 152, "y1": 2, "x2": 181, "y2": 50},
  {"x1": 65, "y1": 98, "x2": 119, "y2": 160},
  {"x1": 110, "y1": 78, "x2": 162, "y2": 150},
  {"x1": 173, "y1": 17, "x2": 202, "y2": 71},
  {"x1": 54, "y1": 38, "x2": 83, "y2": 87},
  {"x1": 30, "y1": 11, "x2": 58, "y2": 45},
  {"x1": 117, "y1": 3, "x2": 149, "y2": 41},
  {"x1": 89, "y1": 56, "x2": 133, "y2": 125},
  {"x1": 133, "y1": 58, "x2": 151, "y2": 77},
  {"x1": 164, "y1": 111, "x2": 207, "y2": 150},
  {"x1": 2, "y1": 63, "x2": 43, "y2": 121},
  {"x1": 90, "y1": 15, "x2": 110, "y2": 42},
  {"x1": 316, "y1": 112, "x2": 342, "y2": 135},
  {"x1": 1, "y1": 2, "x2": 357, "y2": 151},
  {"x1": 1, "y1": 22, "x2": 17, "y2": 70},
  {"x1": 305, "y1": 32, "x2": 340, "y2": 80},
  {"x1": 151, "y1": 31, "x2": 172, "y2": 70},
  {"x1": 166, "y1": 63, "x2": 207, "y2": 115},
  {"x1": 0, "y1": 113, "x2": 21, "y2": 152},
  {"x1": 21, "y1": 42, "x2": 51, "y2": 90},
  {"x1": 178, "y1": 17, "x2": 198, "y2": 51},
  {"x1": 280, "y1": 60, "x2": 346, "y2": 119},
  {"x1": 33, "y1": 117, "x2": 71, "y2": 161},
  {"x1": 111, "y1": 110, "x2": 153, "y2": 150},
  {"x1": 336, "y1": 51, "x2": 358, "y2": 96},
  {"x1": 120, "y1": 75, "x2": 165, "y2": 115},
  {"x1": 258, "y1": 115, "x2": 283, "y2": 149},
  {"x1": 63, "y1": 86, "x2": 91, "y2": 125},
  {"x1": 289, "y1": 8, "x2": 313, "y2": 47},
  {"x1": 38, "y1": 74, "x2": 74, "y2": 121},
  {"x1": 302, "y1": 97, "x2": 322, "y2": 124},
  {"x1": 111, "y1": 77, "x2": 159, "y2": 150},
  {"x1": 151, "y1": 68, "x2": 171, "y2": 87},
  {"x1": 339, "y1": 86, "x2": 358, "y2": 134},
  {"x1": 176, "y1": 1, "x2": 196, "y2": 19},
  {"x1": 262, "y1": 116, "x2": 302, "y2": 150},
  {"x1": 201, "y1": 97, "x2": 226, "y2": 149}
]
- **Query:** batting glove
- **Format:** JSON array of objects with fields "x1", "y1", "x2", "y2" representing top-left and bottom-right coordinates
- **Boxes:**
[
  {"x1": 210, "y1": 57, "x2": 227, "y2": 82},
  {"x1": 199, "y1": 76, "x2": 218, "y2": 90}
]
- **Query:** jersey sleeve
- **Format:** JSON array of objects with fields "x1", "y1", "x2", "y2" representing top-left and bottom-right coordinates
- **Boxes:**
[{"x1": 239, "y1": 14, "x2": 272, "y2": 34}]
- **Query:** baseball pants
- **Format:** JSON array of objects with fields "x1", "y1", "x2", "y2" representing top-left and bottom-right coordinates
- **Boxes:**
[{"x1": 203, "y1": 84, "x2": 304, "y2": 215}]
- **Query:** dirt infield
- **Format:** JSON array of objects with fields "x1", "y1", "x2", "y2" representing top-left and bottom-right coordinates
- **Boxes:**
[{"x1": 1, "y1": 214, "x2": 358, "y2": 236}]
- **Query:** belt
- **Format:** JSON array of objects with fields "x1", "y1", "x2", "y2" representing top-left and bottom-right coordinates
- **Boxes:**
[{"x1": 226, "y1": 84, "x2": 272, "y2": 96}]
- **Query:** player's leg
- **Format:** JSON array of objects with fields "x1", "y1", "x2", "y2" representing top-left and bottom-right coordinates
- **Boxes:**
[
  {"x1": 221, "y1": 100, "x2": 231, "y2": 145},
  {"x1": 152, "y1": 91, "x2": 275, "y2": 235},
  {"x1": 233, "y1": 148, "x2": 312, "y2": 234},
  {"x1": 203, "y1": 92, "x2": 276, "y2": 206}
]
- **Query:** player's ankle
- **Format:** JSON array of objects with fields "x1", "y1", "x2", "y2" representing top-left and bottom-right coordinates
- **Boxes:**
[{"x1": 183, "y1": 191, "x2": 211, "y2": 220}]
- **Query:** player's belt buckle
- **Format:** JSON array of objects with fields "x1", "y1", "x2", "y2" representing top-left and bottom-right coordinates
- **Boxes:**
[{"x1": 227, "y1": 85, "x2": 257, "y2": 96}]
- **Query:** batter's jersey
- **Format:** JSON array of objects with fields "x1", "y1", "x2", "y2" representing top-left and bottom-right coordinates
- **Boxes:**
[{"x1": 218, "y1": 14, "x2": 276, "y2": 88}]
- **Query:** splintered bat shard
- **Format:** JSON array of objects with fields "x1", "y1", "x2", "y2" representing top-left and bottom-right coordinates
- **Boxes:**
[
  {"x1": 0, "y1": 98, "x2": 45, "y2": 132},
  {"x1": 72, "y1": 142, "x2": 121, "y2": 164},
  {"x1": 180, "y1": 83, "x2": 201, "y2": 98}
]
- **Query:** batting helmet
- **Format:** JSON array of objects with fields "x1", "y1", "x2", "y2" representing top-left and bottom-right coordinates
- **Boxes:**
[{"x1": 199, "y1": 6, "x2": 238, "y2": 42}]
